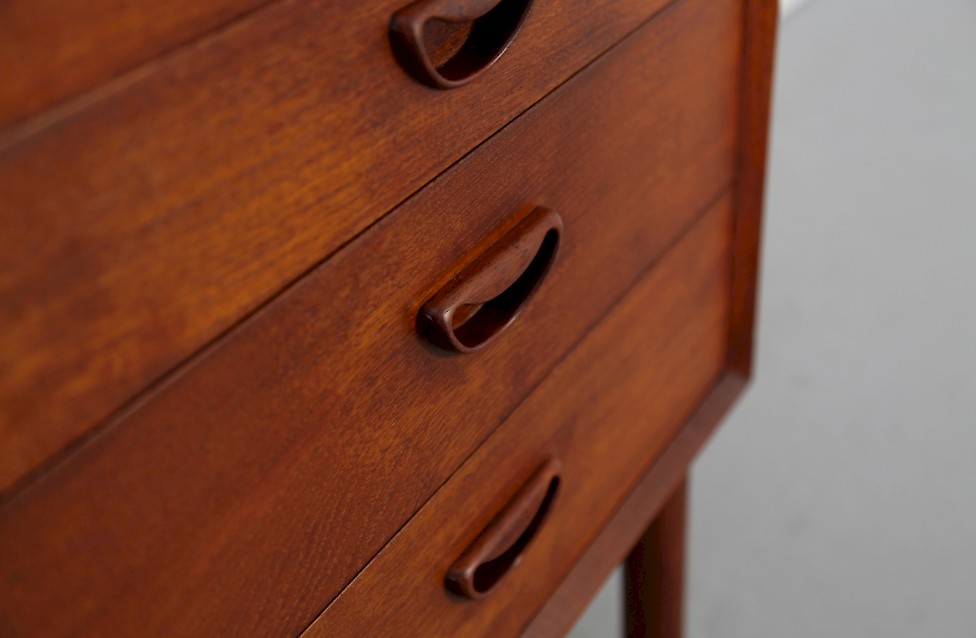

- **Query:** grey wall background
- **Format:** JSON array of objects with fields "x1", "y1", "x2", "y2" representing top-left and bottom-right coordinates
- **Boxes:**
[
  {"x1": 780, "y1": 0, "x2": 813, "y2": 18},
  {"x1": 570, "y1": 0, "x2": 976, "y2": 635}
]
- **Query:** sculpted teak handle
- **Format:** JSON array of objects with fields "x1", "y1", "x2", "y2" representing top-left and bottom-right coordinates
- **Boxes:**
[
  {"x1": 418, "y1": 206, "x2": 562, "y2": 353},
  {"x1": 446, "y1": 459, "x2": 561, "y2": 599},
  {"x1": 389, "y1": 0, "x2": 535, "y2": 88}
]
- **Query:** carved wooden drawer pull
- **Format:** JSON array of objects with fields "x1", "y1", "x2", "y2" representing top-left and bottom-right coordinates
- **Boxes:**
[
  {"x1": 446, "y1": 459, "x2": 561, "y2": 599},
  {"x1": 390, "y1": 0, "x2": 535, "y2": 89},
  {"x1": 418, "y1": 206, "x2": 561, "y2": 353}
]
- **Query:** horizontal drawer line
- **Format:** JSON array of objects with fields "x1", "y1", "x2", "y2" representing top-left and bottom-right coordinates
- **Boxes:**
[
  {"x1": 296, "y1": 175, "x2": 735, "y2": 634},
  {"x1": 0, "y1": 0, "x2": 705, "y2": 505}
]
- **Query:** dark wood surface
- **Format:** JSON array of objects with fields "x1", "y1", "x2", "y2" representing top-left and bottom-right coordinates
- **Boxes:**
[
  {"x1": 299, "y1": 196, "x2": 732, "y2": 638},
  {"x1": 0, "y1": 0, "x2": 267, "y2": 128},
  {"x1": 388, "y1": 0, "x2": 536, "y2": 89},
  {"x1": 0, "y1": 0, "x2": 776, "y2": 634},
  {"x1": 729, "y1": 0, "x2": 780, "y2": 378},
  {"x1": 524, "y1": 0, "x2": 777, "y2": 632},
  {"x1": 418, "y1": 206, "x2": 563, "y2": 354},
  {"x1": 0, "y1": 0, "x2": 676, "y2": 130},
  {"x1": 521, "y1": 373, "x2": 749, "y2": 638},
  {"x1": 446, "y1": 458, "x2": 563, "y2": 600},
  {"x1": 0, "y1": 0, "x2": 682, "y2": 493},
  {"x1": 0, "y1": 1, "x2": 742, "y2": 634},
  {"x1": 625, "y1": 479, "x2": 688, "y2": 638}
]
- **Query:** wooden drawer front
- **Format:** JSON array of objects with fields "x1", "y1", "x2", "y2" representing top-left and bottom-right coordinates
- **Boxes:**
[
  {"x1": 0, "y1": 0, "x2": 265, "y2": 128},
  {"x1": 0, "y1": 0, "x2": 681, "y2": 129},
  {"x1": 303, "y1": 194, "x2": 734, "y2": 638},
  {"x1": 0, "y1": 0, "x2": 685, "y2": 491},
  {"x1": 0, "y1": 0, "x2": 742, "y2": 635}
]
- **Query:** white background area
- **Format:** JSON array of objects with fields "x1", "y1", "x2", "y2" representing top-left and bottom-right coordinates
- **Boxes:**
[{"x1": 782, "y1": 0, "x2": 812, "y2": 17}]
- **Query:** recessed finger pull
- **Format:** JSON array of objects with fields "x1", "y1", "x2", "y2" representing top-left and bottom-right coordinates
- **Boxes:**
[
  {"x1": 418, "y1": 206, "x2": 562, "y2": 353},
  {"x1": 389, "y1": 0, "x2": 535, "y2": 89},
  {"x1": 446, "y1": 459, "x2": 561, "y2": 599}
]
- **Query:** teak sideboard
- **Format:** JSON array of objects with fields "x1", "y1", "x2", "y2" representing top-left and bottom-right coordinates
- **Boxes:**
[{"x1": 0, "y1": 0, "x2": 776, "y2": 635}]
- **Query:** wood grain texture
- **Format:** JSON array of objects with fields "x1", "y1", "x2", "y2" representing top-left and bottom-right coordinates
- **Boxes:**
[
  {"x1": 0, "y1": 2, "x2": 741, "y2": 635},
  {"x1": 0, "y1": 0, "x2": 682, "y2": 493},
  {"x1": 521, "y1": 373, "x2": 748, "y2": 638},
  {"x1": 300, "y1": 196, "x2": 733, "y2": 638},
  {"x1": 388, "y1": 0, "x2": 536, "y2": 89},
  {"x1": 625, "y1": 478, "x2": 688, "y2": 638},
  {"x1": 445, "y1": 458, "x2": 562, "y2": 600},
  {"x1": 418, "y1": 206, "x2": 563, "y2": 354},
  {"x1": 524, "y1": 1, "x2": 778, "y2": 633},
  {"x1": 0, "y1": 0, "x2": 268, "y2": 128}
]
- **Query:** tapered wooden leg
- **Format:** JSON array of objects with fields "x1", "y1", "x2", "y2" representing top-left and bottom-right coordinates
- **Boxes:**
[{"x1": 624, "y1": 477, "x2": 688, "y2": 638}]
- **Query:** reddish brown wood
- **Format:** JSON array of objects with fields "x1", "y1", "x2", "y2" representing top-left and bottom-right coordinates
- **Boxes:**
[
  {"x1": 299, "y1": 196, "x2": 733, "y2": 638},
  {"x1": 0, "y1": 0, "x2": 683, "y2": 494},
  {"x1": 446, "y1": 458, "x2": 561, "y2": 599},
  {"x1": 0, "y1": 3, "x2": 741, "y2": 635},
  {"x1": 523, "y1": 1, "x2": 778, "y2": 633},
  {"x1": 625, "y1": 478, "x2": 688, "y2": 638},
  {"x1": 0, "y1": 0, "x2": 268, "y2": 128},
  {"x1": 389, "y1": 0, "x2": 535, "y2": 88},
  {"x1": 423, "y1": 19, "x2": 476, "y2": 68},
  {"x1": 418, "y1": 206, "x2": 561, "y2": 353},
  {"x1": 521, "y1": 373, "x2": 748, "y2": 638},
  {"x1": 0, "y1": 0, "x2": 776, "y2": 634},
  {"x1": 728, "y1": 0, "x2": 779, "y2": 376}
]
